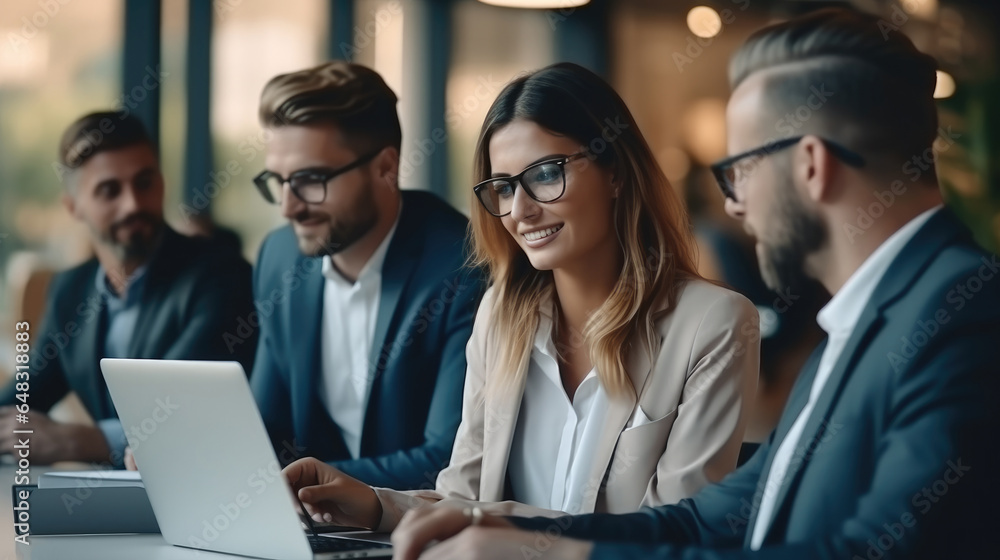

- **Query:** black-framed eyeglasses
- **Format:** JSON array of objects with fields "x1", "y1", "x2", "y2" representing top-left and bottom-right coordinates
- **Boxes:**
[
  {"x1": 473, "y1": 152, "x2": 589, "y2": 217},
  {"x1": 710, "y1": 136, "x2": 865, "y2": 201},
  {"x1": 253, "y1": 151, "x2": 379, "y2": 205}
]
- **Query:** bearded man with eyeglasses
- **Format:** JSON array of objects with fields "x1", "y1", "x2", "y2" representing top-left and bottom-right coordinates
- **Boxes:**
[{"x1": 248, "y1": 61, "x2": 484, "y2": 490}]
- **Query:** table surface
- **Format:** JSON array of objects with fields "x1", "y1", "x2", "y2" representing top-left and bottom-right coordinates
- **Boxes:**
[{"x1": 1, "y1": 459, "x2": 389, "y2": 560}]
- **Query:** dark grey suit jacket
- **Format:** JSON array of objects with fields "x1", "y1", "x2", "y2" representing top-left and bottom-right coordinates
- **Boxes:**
[
  {"x1": 0, "y1": 227, "x2": 257, "y2": 423},
  {"x1": 512, "y1": 208, "x2": 1000, "y2": 559}
]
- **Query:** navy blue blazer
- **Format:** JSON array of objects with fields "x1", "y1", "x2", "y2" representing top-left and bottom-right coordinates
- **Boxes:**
[
  {"x1": 511, "y1": 208, "x2": 1000, "y2": 559},
  {"x1": 0, "y1": 227, "x2": 257, "y2": 419},
  {"x1": 250, "y1": 190, "x2": 485, "y2": 490}
]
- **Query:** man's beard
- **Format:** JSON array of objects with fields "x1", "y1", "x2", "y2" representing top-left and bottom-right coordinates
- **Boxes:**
[
  {"x1": 757, "y1": 177, "x2": 827, "y2": 293},
  {"x1": 297, "y1": 188, "x2": 379, "y2": 257},
  {"x1": 102, "y1": 212, "x2": 164, "y2": 263}
]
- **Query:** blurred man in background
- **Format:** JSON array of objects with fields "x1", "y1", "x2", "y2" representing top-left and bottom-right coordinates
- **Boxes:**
[{"x1": 0, "y1": 112, "x2": 256, "y2": 466}]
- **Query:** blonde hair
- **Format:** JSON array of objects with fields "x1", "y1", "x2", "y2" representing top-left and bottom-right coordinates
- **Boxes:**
[{"x1": 470, "y1": 63, "x2": 701, "y2": 398}]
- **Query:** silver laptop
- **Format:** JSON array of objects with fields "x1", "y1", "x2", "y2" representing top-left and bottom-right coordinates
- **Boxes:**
[{"x1": 100, "y1": 358, "x2": 393, "y2": 560}]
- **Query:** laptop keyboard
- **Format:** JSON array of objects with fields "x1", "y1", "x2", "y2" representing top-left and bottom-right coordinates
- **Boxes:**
[{"x1": 308, "y1": 535, "x2": 392, "y2": 554}]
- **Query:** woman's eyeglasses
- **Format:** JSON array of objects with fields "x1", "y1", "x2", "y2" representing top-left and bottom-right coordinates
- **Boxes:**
[{"x1": 473, "y1": 152, "x2": 589, "y2": 217}]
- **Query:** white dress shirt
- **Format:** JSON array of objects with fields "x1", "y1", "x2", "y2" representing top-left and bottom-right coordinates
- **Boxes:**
[
  {"x1": 508, "y1": 306, "x2": 613, "y2": 514},
  {"x1": 749, "y1": 205, "x2": 941, "y2": 549},
  {"x1": 318, "y1": 212, "x2": 400, "y2": 459}
]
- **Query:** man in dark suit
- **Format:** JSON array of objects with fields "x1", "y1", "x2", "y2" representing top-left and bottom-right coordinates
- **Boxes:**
[
  {"x1": 248, "y1": 61, "x2": 483, "y2": 490},
  {"x1": 387, "y1": 9, "x2": 1000, "y2": 559},
  {"x1": 0, "y1": 112, "x2": 256, "y2": 466}
]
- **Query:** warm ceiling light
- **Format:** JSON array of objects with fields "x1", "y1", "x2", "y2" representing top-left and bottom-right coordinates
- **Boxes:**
[
  {"x1": 904, "y1": 0, "x2": 938, "y2": 21},
  {"x1": 478, "y1": 0, "x2": 590, "y2": 8},
  {"x1": 934, "y1": 70, "x2": 956, "y2": 99},
  {"x1": 687, "y1": 6, "x2": 723, "y2": 39},
  {"x1": 683, "y1": 98, "x2": 728, "y2": 165}
]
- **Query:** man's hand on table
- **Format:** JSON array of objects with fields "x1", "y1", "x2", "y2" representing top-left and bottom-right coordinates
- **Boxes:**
[
  {"x1": 0, "y1": 406, "x2": 111, "y2": 464},
  {"x1": 391, "y1": 506, "x2": 593, "y2": 560}
]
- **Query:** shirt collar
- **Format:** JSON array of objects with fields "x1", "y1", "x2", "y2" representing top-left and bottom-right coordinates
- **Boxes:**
[
  {"x1": 816, "y1": 205, "x2": 942, "y2": 335},
  {"x1": 322, "y1": 201, "x2": 402, "y2": 286},
  {"x1": 95, "y1": 263, "x2": 149, "y2": 305},
  {"x1": 93, "y1": 228, "x2": 167, "y2": 304}
]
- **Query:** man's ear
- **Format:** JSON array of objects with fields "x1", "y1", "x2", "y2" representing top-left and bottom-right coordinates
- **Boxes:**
[
  {"x1": 61, "y1": 191, "x2": 77, "y2": 218},
  {"x1": 374, "y1": 146, "x2": 400, "y2": 190},
  {"x1": 795, "y1": 135, "x2": 835, "y2": 203}
]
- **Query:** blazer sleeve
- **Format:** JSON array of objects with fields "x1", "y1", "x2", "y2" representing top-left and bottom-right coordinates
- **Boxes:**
[
  {"x1": 0, "y1": 276, "x2": 71, "y2": 412},
  {"x1": 513, "y1": 304, "x2": 1000, "y2": 559},
  {"x1": 639, "y1": 291, "x2": 760, "y2": 506},
  {"x1": 332, "y1": 265, "x2": 484, "y2": 488}
]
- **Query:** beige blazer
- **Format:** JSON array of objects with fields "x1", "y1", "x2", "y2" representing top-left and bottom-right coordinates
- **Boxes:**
[{"x1": 373, "y1": 278, "x2": 759, "y2": 531}]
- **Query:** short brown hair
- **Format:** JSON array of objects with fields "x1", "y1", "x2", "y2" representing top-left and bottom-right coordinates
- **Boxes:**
[
  {"x1": 729, "y1": 8, "x2": 939, "y2": 167},
  {"x1": 59, "y1": 111, "x2": 154, "y2": 170},
  {"x1": 259, "y1": 61, "x2": 401, "y2": 154}
]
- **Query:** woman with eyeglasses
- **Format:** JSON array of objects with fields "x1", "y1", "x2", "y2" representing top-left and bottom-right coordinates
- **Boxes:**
[{"x1": 282, "y1": 62, "x2": 760, "y2": 535}]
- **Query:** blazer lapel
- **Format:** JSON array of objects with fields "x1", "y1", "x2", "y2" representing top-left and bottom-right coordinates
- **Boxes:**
[
  {"x1": 366, "y1": 241, "x2": 419, "y2": 384},
  {"x1": 126, "y1": 227, "x2": 178, "y2": 357},
  {"x1": 577, "y1": 344, "x2": 649, "y2": 513},
  {"x1": 743, "y1": 338, "x2": 828, "y2": 546},
  {"x1": 480, "y1": 291, "x2": 561, "y2": 502},
  {"x1": 362, "y1": 213, "x2": 420, "y2": 450},
  {"x1": 291, "y1": 259, "x2": 327, "y2": 445},
  {"x1": 76, "y1": 281, "x2": 111, "y2": 418},
  {"x1": 774, "y1": 340, "x2": 827, "y2": 442},
  {"x1": 128, "y1": 285, "x2": 160, "y2": 358},
  {"x1": 479, "y1": 371, "x2": 529, "y2": 502},
  {"x1": 743, "y1": 341, "x2": 822, "y2": 546},
  {"x1": 757, "y1": 313, "x2": 882, "y2": 546}
]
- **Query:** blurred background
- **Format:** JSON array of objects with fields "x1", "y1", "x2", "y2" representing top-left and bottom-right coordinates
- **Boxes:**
[{"x1": 1, "y1": 0, "x2": 998, "y2": 438}]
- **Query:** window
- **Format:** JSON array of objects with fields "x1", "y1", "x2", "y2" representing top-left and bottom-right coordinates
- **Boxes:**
[{"x1": 0, "y1": 0, "x2": 123, "y2": 323}]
